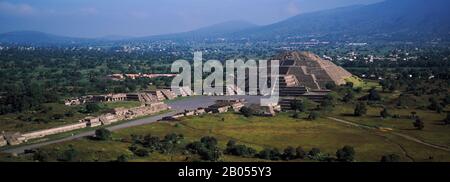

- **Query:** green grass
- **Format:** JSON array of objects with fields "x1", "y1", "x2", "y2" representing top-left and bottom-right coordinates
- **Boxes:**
[
  {"x1": 344, "y1": 76, "x2": 364, "y2": 88},
  {"x1": 331, "y1": 103, "x2": 450, "y2": 148},
  {"x1": 0, "y1": 101, "x2": 141, "y2": 133},
  {"x1": 0, "y1": 103, "x2": 86, "y2": 133},
  {"x1": 6, "y1": 112, "x2": 450, "y2": 162}
]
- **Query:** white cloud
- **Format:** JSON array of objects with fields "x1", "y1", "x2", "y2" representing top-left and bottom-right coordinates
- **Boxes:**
[{"x1": 0, "y1": 1, "x2": 36, "y2": 15}]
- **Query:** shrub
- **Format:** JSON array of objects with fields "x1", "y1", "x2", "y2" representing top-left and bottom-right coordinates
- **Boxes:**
[
  {"x1": 186, "y1": 136, "x2": 221, "y2": 161},
  {"x1": 282, "y1": 146, "x2": 297, "y2": 160},
  {"x1": 380, "y1": 108, "x2": 391, "y2": 118},
  {"x1": 257, "y1": 148, "x2": 281, "y2": 161},
  {"x1": 296, "y1": 147, "x2": 306, "y2": 159},
  {"x1": 116, "y1": 155, "x2": 128, "y2": 162},
  {"x1": 134, "y1": 148, "x2": 150, "y2": 157},
  {"x1": 308, "y1": 111, "x2": 320, "y2": 120},
  {"x1": 85, "y1": 103, "x2": 101, "y2": 113},
  {"x1": 367, "y1": 88, "x2": 381, "y2": 101},
  {"x1": 336, "y1": 146, "x2": 355, "y2": 162},
  {"x1": 33, "y1": 149, "x2": 50, "y2": 162},
  {"x1": 308, "y1": 148, "x2": 321, "y2": 158},
  {"x1": 354, "y1": 102, "x2": 367, "y2": 116},
  {"x1": 342, "y1": 92, "x2": 354, "y2": 103},
  {"x1": 225, "y1": 144, "x2": 257, "y2": 157},
  {"x1": 58, "y1": 146, "x2": 78, "y2": 162},
  {"x1": 290, "y1": 99, "x2": 306, "y2": 112},
  {"x1": 380, "y1": 154, "x2": 400, "y2": 162},
  {"x1": 325, "y1": 82, "x2": 337, "y2": 90},
  {"x1": 413, "y1": 118, "x2": 425, "y2": 130},
  {"x1": 444, "y1": 113, "x2": 450, "y2": 125},
  {"x1": 95, "y1": 128, "x2": 112, "y2": 141},
  {"x1": 240, "y1": 107, "x2": 254, "y2": 117}
]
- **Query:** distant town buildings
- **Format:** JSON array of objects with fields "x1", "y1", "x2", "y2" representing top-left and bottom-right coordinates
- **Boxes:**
[{"x1": 107, "y1": 73, "x2": 177, "y2": 81}]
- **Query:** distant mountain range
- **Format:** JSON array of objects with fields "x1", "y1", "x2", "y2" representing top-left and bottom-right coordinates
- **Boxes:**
[
  {"x1": 236, "y1": 0, "x2": 450, "y2": 41},
  {"x1": 1, "y1": 0, "x2": 449, "y2": 45},
  {"x1": 0, "y1": 31, "x2": 89, "y2": 45},
  {"x1": 138, "y1": 20, "x2": 258, "y2": 41}
]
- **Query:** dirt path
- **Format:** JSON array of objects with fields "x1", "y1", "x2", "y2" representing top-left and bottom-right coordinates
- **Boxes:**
[{"x1": 326, "y1": 117, "x2": 450, "y2": 153}]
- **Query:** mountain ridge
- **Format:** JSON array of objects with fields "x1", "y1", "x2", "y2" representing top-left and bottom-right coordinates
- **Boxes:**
[{"x1": 1, "y1": 0, "x2": 449, "y2": 45}]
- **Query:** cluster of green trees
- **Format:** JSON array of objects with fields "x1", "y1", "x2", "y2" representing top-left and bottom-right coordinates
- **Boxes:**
[
  {"x1": 224, "y1": 140, "x2": 257, "y2": 157},
  {"x1": 129, "y1": 133, "x2": 184, "y2": 157},
  {"x1": 224, "y1": 138, "x2": 357, "y2": 162},
  {"x1": 288, "y1": 99, "x2": 321, "y2": 120},
  {"x1": 0, "y1": 48, "x2": 176, "y2": 115},
  {"x1": 186, "y1": 136, "x2": 222, "y2": 161},
  {"x1": 33, "y1": 145, "x2": 79, "y2": 162}
]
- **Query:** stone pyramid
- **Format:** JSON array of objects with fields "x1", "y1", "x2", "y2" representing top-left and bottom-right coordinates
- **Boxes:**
[{"x1": 276, "y1": 51, "x2": 352, "y2": 90}]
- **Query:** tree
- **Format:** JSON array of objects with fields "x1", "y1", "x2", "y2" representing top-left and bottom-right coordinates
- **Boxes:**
[
  {"x1": 443, "y1": 113, "x2": 450, "y2": 125},
  {"x1": 325, "y1": 82, "x2": 337, "y2": 90},
  {"x1": 85, "y1": 103, "x2": 100, "y2": 113},
  {"x1": 336, "y1": 146, "x2": 355, "y2": 162},
  {"x1": 59, "y1": 145, "x2": 78, "y2": 162},
  {"x1": 345, "y1": 82, "x2": 354, "y2": 88},
  {"x1": 342, "y1": 92, "x2": 354, "y2": 103},
  {"x1": 296, "y1": 147, "x2": 306, "y2": 159},
  {"x1": 367, "y1": 88, "x2": 381, "y2": 101},
  {"x1": 116, "y1": 155, "x2": 128, "y2": 162},
  {"x1": 354, "y1": 102, "x2": 367, "y2": 116},
  {"x1": 225, "y1": 144, "x2": 257, "y2": 157},
  {"x1": 290, "y1": 99, "x2": 307, "y2": 113},
  {"x1": 134, "y1": 148, "x2": 150, "y2": 157},
  {"x1": 308, "y1": 111, "x2": 320, "y2": 120},
  {"x1": 200, "y1": 147, "x2": 222, "y2": 161},
  {"x1": 95, "y1": 128, "x2": 112, "y2": 141},
  {"x1": 33, "y1": 149, "x2": 50, "y2": 162},
  {"x1": 443, "y1": 95, "x2": 450, "y2": 106},
  {"x1": 308, "y1": 148, "x2": 321, "y2": 157},
  {"x1": 282, "y1": 146, "x2": 297, "y2": 160},
  {"x1": 240, "y1": 107, "x2": 254, "y2": 117},
  {"x1": 200, "y1": 136, "x2": 218, "y2": 149},
  {"x1": 380, "y1": 108, "x2": 391, "y2": 118},
  {"x1": 380, "y1": 154, "x2": 400, "y2": 162},
  {"x1": 413, "y1": 118, "x2": 425, "y2": 130},
  {"x1": 428, "y1": 97, "x2": 444, "y2": 113},
  {"x1": 226, "y1": 139, "x2": 236, "y2": 148},
  {"x1": 186, "y1": 136, "x2": 222, "y2": 161},
  {"x1": 292, "y1": 112, "x2": 300, "y2": 119},
  {"x1": 320, "y1": 94, "x2": 336, "y2": 111},
  {"x1": 257, "y1": 148, "x2": 281, "y2": 161}
]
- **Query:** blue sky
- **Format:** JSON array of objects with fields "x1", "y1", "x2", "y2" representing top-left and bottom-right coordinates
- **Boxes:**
[{"x1": 0, "y1": 0, "x2": 383, "y2": 37}]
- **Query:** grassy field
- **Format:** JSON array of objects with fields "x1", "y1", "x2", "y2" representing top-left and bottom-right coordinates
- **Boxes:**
[
  {"x1": 4, "y1": 111, "x2": 450, "y2": 162},
  {"x1": 0, "y1": 101, "x2": 142, "y2": 133},
  {"x1": 331, "y1": 103, "x2": 450, "y2": 148}
]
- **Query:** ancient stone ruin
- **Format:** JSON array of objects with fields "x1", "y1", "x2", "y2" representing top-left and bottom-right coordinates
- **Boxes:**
[
  {"x1": 276, "y1": 51, "x2": 352, "y2": 90},
  {"x1": 64, "y1": 90, "x2": 178, "y2": 106},
  {"x1": 2, "y1": 102, "x2": 170, "y2": 146}
]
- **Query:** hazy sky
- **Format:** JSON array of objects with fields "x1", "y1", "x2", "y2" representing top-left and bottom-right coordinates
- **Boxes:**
[{"x1": 0, "y1": 0, "x2": 383, "y2": 38}]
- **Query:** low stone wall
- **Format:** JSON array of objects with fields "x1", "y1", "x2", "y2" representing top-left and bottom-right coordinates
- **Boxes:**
[
  {"x1": 64, "y1": 91, "x2": 178, "y2": 106},
  {"x1": 22, "y1": 122, "x2": 88, "y2": 141},
  {"x1": 3, "y1": 132, "x2": 26, "y2": 146},
  {"x1": 0, "y1": 135, "x2": 7, "y2": 147},
  {"x1": 0, "y1": 102, "x2": 170, "y2": 147}
]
